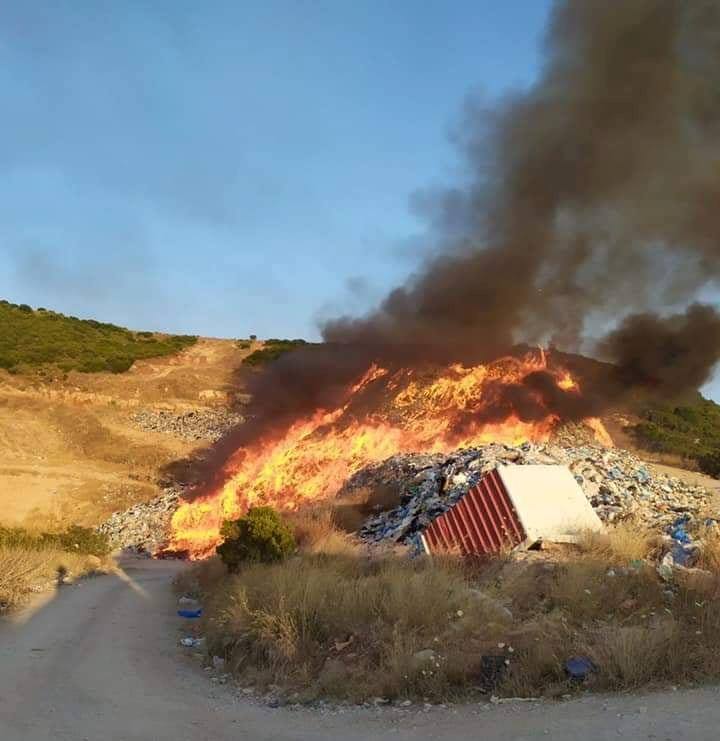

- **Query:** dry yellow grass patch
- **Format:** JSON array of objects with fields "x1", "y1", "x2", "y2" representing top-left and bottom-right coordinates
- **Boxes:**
[
  {"x1": 696, "y1": 524, "x2": 720, "y2": 573},
  {"x1": 181, "y1": 515, "x2": 720, "y2": 703},
  {"x1": 576, "y1": 521, "x2": 656, "y2": 564},
  {"x1": 184, "y1": 549, "x2": 512, "y2": 701},
  {"x1": 0, "y1": 545, "x2": 110, "y2": 610}
]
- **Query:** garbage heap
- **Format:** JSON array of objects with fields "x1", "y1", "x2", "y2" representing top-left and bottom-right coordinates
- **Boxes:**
[
  {"x1": 98, "y1": 487, "x2": 182, "y2": 553},
  {"x1": 130, "y1": 408, "x2": 244, "y2": 442},
  {"x1": 342, "y1": 442, "x2": 713, "y2": 551}
]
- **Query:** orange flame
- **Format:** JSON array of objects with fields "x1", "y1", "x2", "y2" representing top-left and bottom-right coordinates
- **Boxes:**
[{"x1": 167, "y1": 351, "x2": 610, "y2": 558}]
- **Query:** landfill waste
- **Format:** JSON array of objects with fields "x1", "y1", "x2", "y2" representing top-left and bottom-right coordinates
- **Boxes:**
[
  {"x1": 98, "y1": 436, "x2": 715, "y2": 562},
  {"x1": 178, "y1": 608, "x2": 203, "y2": 619},
  {"x1": 343, "y1": 442, "x2": 713, "y2": 551},
  {"x1": 180, "y1": 637, "x2": 205, "y2": 648},
  {"x1": 130, "y1": 408, "x2": 244, "y2": 442},
  {"x1": 98, "y1": 487, "x2": 183, "y2": 553},
  {"x1": 565, "y1": 656, "x2": 596, "y2": 680},
  {"x1": 664, "y1": 515, "x2": 700, "y2": 568}
]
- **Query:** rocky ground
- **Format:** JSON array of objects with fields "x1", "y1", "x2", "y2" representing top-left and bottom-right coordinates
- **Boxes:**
[{"x1": 130, "y1": 408, "x2": 245, "y2": 442}]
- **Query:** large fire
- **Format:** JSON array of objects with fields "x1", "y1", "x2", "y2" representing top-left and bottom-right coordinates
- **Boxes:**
[{"x1": 167, "y1": 349, "x2": 611, "y2": 558}]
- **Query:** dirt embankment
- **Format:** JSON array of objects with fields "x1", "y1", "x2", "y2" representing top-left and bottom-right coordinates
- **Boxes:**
[{"x1": 0, "y1": 339, "x2": 251, "y2": 528}]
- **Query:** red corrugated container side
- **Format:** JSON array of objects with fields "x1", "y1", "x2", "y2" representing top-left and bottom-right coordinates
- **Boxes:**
[{"x1": 421, "y1": 468, "x2": 526, "y2": 556}]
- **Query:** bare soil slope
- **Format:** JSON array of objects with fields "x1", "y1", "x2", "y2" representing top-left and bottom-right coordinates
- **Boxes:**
[{"x1": 0, "y1": 339, "x2": 251, "y2": 528}]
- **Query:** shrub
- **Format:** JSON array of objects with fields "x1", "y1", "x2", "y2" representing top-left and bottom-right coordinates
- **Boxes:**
[
  {"x1": 197, "y1": 550, "x2": 508, "y2": 701},
  {"x1": 216, "y1": 507, "x2": 296, "y2": 571},
  {"x1": 243, "y1": 339, "x2": 308, "y2": 367},
  {"x1": 632, "y1": 398, "x2": 720, "y2": 469},
  {"x1": 56, "y1": 526, "x2": 111, "y2": 556},
  {"x1": 699, "y1": 449, "x2": 720, "y2": 478},
  {"x1": 105, "y1": 356, "x2": 134, "y2": 373}
]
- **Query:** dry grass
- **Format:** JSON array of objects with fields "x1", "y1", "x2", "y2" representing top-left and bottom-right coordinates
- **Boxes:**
[
  {"x1": 575, "y1": 520, "x2": 657, "y2": 564},
  {"x1": 198, "y1": 551, "x2": 512, "y2": 701},
  {"x1": 0, "y1": 545, "x2": 110, "y2": 610},
  {"x1": 180, "y1": 513, "x2": 720, "y2": 703},
  {"x1": 696, "y1": 525, "x2": 720, "y2": 573}
]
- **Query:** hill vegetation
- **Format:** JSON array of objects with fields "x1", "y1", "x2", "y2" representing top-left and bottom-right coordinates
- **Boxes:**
[
  {"x1": 0, "y1": 300, "x2": 197, "y2": 374},
  {"x1": 243, "y1": 338, "x2": 308, "y2": 366},
  {"x1": 631, "y1": 397, "x2": 720, "y2": 476}
]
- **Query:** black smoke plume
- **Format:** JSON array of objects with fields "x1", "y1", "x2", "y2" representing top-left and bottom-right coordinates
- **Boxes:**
[
  {"x1": 175, "y1": 0, "x2": 720, "y2": 496},
  {"x1": 323, "y1": 0, "x2": 720, "y2": 392}
]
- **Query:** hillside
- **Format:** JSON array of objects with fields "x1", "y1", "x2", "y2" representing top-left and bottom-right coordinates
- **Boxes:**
[
  {"x1": 0, "y1": 333, "x2": 255, "y2": 528},
  {"x1": 550, "y1": 348, "x2": 720, "y2": 475},
  {"x1": 0, "y1": 304, "x2": 718, "y2": 533},
  {"x1": 0, "y1": 300, "x2": 197, "y2": 374}
]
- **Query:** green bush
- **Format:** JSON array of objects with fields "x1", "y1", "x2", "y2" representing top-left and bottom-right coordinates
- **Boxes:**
[
  {"x1": 0, "y1": 299, "x2": 197, "y2": 374},
  {"x1": 243, "y1": 339, "x2": 307, "y2": 367},
  {"x1": 105, "y1": 356, "x2": 134, "y2": 373},
  {"x1": 56, "y1": 526, "x2": 111, "y2": 556},
  {"x1": 216, "y1": 507, "x2": 296, "y2": 571},
  {"x1": 699, "y1": 450, "x2": 720, "y2": 479},
  {"x1": 632, "y1": 398, "x2": 720, "y2": 468}
]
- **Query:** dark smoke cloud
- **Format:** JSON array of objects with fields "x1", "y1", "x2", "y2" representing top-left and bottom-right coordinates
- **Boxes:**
[
  {"x1": 323, "y1": 0, "x2": 720, "y2": 391},
  {"x1": 174, "y1": 0, "x2": 720, "y2": 503},
  {"x1": 600, "y1": 303, "x2": 720, "y2": 393}
]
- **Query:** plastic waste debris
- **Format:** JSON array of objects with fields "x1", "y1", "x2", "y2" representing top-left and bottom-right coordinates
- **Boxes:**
[
  {"x1": 669, "y1": 519, "x2": 692, "y2": 545},
  {"x1": 671, "y1": 543, "x2": 694, "y2": 567},
  {"x1": 180, "y1": 637, "x2": 205, "y2": 648},
  {"x1": 565, "y1": 656, "x2": 596, "y2": 680},
  {"x1": 177, "y1": 608, "x2": 203, "y2": 619},
  {"x1": 635, "y1": 467, "x2": 651, "y2": 484}
]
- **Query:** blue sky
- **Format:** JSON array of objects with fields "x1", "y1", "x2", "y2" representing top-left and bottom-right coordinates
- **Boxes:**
[{"x1": 1, "y1": 1, "x2": 718, "y2": 399}]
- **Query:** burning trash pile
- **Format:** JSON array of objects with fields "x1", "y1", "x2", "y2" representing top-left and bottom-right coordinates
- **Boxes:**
[
  {"x1": 163, "y1": 351, "x2": 616, "y2": 559},
  {"x1": 98, "y1": 487, "x2": 182, "y2": 553},
  {"x1": 348, "y1": 442, "x2": 713, "y2": 551}
]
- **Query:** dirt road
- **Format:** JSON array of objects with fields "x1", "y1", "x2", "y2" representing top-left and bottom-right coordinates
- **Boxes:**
[{"x1": 1, "y1": 559, "x2": 719, "y2": 741}]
